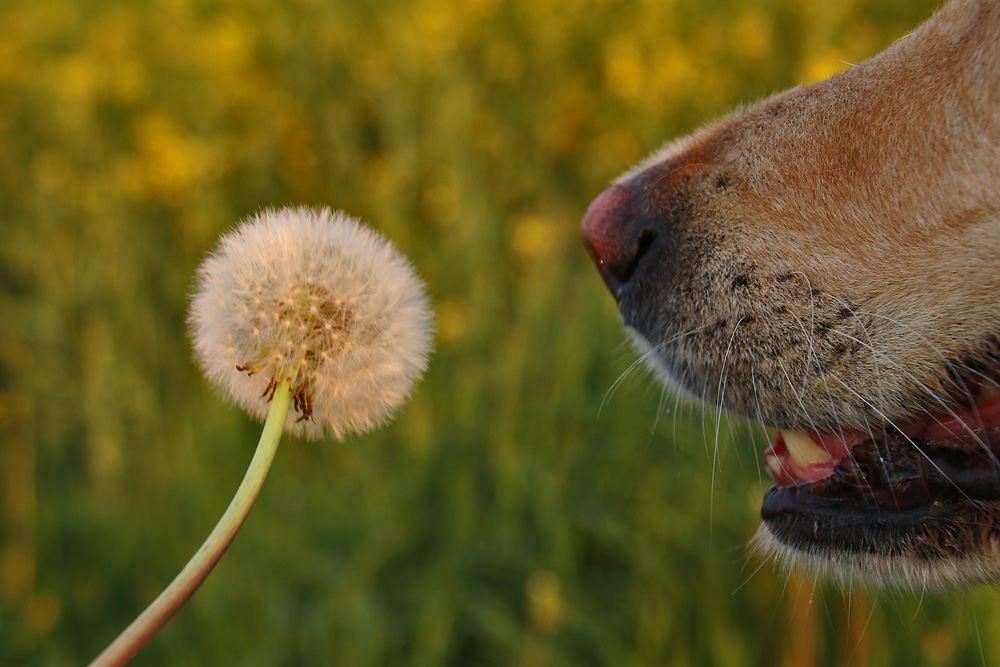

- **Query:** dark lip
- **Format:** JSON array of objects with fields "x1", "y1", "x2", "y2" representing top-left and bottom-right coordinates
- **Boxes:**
[{"x1": 759, "y1": 484, "x2": 992, "y2": 558}]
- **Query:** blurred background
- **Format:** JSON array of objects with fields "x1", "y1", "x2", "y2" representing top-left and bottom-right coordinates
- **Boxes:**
[{"x1": 2, "y1": 0, "x2": 994, "y2": 664}]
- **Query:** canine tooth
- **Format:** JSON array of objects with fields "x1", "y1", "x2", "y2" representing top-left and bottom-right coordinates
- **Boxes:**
[
  {"x1": 781, "y1": 429, "x2": 832, "y2": 466},
  {"x1": 764, "y1": 454, "x2": 785, "y2": 484}
]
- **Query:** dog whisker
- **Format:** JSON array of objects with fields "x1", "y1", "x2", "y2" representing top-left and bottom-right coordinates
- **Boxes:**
[
  {"x1": 828, "y1": 328, "x2": 996, "y2": 463},
  {"x1": 825, "y1": 374, "x2": 977, "y2": 504}
]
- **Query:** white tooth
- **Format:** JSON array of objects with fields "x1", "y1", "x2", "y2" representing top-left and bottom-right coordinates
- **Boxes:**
[
  {"x1": 782, "y1": 429, "x2": 832, "y2": 466},
  {"x1": 764, "y1": 454, "x2": 784, "y2": 482}
]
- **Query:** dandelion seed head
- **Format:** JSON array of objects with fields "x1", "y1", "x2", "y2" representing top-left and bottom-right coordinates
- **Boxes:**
[{"x1": 189, "y1": 206, "x2": 434, "y2": 439}]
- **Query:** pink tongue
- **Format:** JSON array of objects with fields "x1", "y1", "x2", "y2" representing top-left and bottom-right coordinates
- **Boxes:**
[{"x1": 762, "y1": 430, "x2": 866, "y2": 487}]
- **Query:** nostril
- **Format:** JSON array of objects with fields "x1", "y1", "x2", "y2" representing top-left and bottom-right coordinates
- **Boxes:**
[{"x1": 628, "y1": 228, "x2": 655, "y2": 283}]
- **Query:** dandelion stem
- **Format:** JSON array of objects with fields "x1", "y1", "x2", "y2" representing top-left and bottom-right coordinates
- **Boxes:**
[{"x1": 90, "y1": 379, "x2": 295, "y2": 667}]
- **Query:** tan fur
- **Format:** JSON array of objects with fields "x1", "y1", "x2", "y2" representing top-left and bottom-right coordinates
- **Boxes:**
[
  {"x1": 585, "y1": 0, "x2": 1000, "y2": 587},
  {"x1": 628, "y1": 0, "x2": 999, "y2": 429}
]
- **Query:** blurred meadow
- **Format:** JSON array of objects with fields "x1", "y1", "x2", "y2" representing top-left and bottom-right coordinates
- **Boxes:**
[{"x1": 3, "y1": 0, "x2": 997, "y2": 664}]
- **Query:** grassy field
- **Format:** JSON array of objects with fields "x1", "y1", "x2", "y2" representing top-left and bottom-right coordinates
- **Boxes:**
[{"x1": 4, "y1": 0, "x2": 999, "y2": 664}]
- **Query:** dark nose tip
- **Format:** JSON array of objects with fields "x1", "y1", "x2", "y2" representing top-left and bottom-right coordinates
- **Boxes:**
[{"x1": 581, "y1": 183, "x2": 655, "y2": 296}]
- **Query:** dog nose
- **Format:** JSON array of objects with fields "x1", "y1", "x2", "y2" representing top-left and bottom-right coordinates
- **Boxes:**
[{"x1": 581, "y1": 183, "x2": 656, "y2": 296}]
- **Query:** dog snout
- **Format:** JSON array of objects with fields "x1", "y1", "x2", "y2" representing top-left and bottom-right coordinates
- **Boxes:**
[{"x1": 580, "y1": 183, "x2": 658, "y2": 297}]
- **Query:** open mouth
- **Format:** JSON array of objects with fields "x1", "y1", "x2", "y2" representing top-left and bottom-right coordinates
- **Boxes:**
[{"x1": 760, "y1": 382, "x2": 1000, "y2": 565}]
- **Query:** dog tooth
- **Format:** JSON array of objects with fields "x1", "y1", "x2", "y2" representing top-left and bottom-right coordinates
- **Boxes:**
[
  {"x1": 764, "y1": 454, "x2": 786, "y2": 484},
  {"x1": 781, "y1": 429, "x2": 832, "y2": 466}
]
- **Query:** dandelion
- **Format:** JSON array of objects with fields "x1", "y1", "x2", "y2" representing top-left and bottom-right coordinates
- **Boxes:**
[
  {"x1": 190, "y1": 206, "x2": 433, "y2": 439},
  {"x1": 91, "y1": 207, "x2": 433, "y2": 666}
]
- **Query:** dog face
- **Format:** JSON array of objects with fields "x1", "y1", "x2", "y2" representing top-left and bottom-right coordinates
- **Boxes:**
[{"x1": 582, "y1": 0, "x2": 1000, "y2": 589}]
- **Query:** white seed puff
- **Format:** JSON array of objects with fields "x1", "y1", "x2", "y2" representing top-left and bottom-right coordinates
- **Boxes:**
[{"x1": 189, "y1": 207, "x2": 434, "y2": 439}]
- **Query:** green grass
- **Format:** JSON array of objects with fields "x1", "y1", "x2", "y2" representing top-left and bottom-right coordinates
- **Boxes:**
[{"x1": 4, "y1": 0, "x2": 999, "y2": 664}]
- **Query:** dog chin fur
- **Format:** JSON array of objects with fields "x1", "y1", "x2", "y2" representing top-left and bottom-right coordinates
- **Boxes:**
[{"x1": 752, "y1": 523, "x2": 1000, "y2": 591}]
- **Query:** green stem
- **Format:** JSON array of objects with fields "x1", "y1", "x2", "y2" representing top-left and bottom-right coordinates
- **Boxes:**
[{"x1": 89, "y1": 380, "x2": 295, "y2": 667}]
